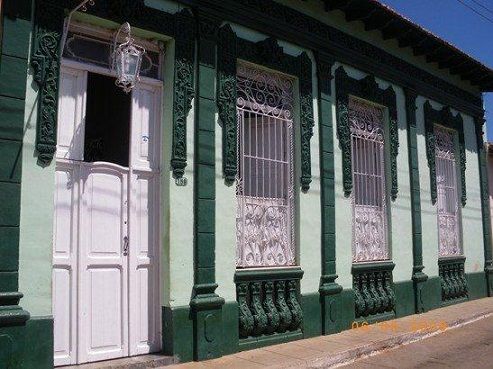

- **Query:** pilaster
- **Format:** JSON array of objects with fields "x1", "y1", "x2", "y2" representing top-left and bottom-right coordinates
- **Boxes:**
[
  {"x1": 316, "y1": 53, "x2": 342, "y2": 334},
  {"x1": 404, "y1": 87, "x2": 428, "y2": 313},
  {"x1": 190, "y1": 12, "x2": 225, "y2": 361},
  {"x1": 475, "y1": 116, "x2": 493, "y2": 296}
]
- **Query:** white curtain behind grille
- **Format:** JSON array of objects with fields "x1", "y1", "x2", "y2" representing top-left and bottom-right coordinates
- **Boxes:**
[
  {"x1": 349, "y1": 97, "x2": 389, "y2": 262},
  {"x1": 235, "y1": 63, "x2": 295, "y2": 268}
]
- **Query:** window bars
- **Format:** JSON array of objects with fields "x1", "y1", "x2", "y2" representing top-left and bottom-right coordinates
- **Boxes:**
[
  {"x1": 349, "y1": 97, "x2": 389, "y2": 263},
  {"x1": 435, "y1": 125, "x2": 462, "y2": 257},
  {"x1": 235, "y1": 63, "x2": 295, "y2": 268}
]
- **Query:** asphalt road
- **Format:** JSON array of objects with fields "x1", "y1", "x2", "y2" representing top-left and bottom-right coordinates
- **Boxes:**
[{"x1": 341, "y1": 315, "x2": 493, "y2": 369}]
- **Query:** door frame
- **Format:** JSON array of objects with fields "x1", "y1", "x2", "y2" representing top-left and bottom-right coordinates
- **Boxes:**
[{"x1": 53, "y1": 58, "x2": 164, "y2": 365}]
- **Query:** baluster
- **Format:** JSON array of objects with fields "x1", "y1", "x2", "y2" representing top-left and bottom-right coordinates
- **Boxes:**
[
  {"x1": 368, "y1": 272, "x2": 381, "y2": 315},
  {"x1": 237, "y1": 283, "x2": 254, "y2": 338},
  {"x1": 263, "y1": 281, "x2": 280, "y2": 334},
  {"x1": 383, "y1": 271, "x2": 395, "y2": 312},
  {"x1": 353, "y1": 274, "x2": 365, "y2": 318},
  {"x1": 250, "y1": 281, "x2": 268, "y2": 336},
  {"x1": 459, "y1": 263, "x2": 468, "y2": 298},
  {"x1": 376, "y1": 272, "x2": 388, "y2": 313},
  {"x1": 361, "y1": 273, "x2": 374, "y2": 316},
  {"x1": 286, "y1": 280, "x2": 303, "y2": 330},
  {"x1": 274, "y1": 280, "x2": 292, "y2": 333}
]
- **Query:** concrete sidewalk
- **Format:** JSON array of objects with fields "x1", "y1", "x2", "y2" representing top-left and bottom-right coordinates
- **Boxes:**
[{"x1": 163, "y1": 297, "x2": 493, "y2": 369}]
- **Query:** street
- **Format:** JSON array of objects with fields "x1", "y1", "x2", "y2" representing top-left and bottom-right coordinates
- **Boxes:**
[{"x1": 342, "y1": 315, "x2": 493, "y2": 369}]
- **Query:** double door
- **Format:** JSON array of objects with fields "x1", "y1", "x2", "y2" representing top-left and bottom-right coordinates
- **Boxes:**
[{"x1": 52, "y1": 64, "x2": 162, "y2": 365}]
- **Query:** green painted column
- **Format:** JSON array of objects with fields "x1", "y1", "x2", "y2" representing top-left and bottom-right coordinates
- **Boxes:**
[
  {"x1": 474, "y1": 116, "x2": 493, "y2": 296},
  {"x1": 404, "y1": 88, "x2": 428, "y2": 312},
  {"x1": 0, "y1": 0, "x2": 33, "y2": 366},
  {"x1": 316, "y1": 53, "x2": 342, "y2": 334},
  {"x1": 190, "y1": 12, "x2": 225, "y2": 361}
]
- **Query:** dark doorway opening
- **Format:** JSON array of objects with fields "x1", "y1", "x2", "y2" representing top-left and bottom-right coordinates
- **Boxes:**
[{"x1": 84, "y1": 72, "x2": 131, "y2": 167}]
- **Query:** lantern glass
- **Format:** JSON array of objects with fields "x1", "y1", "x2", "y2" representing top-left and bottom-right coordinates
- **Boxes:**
[{"x1": 112, "y1": 24, "x2": 145, "y2": 93}]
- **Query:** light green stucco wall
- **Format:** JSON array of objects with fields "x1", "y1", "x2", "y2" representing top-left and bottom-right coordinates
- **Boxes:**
[
  {"x1": 18, "y1": 70, "x2": 55, "y2": 317},
  {"x1": 161, "y1": 38, "x2": 195, "y2": 308}
]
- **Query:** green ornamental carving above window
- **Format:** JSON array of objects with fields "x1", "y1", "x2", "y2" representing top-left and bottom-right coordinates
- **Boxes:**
[
  {"x1": 423, "y1": 101, "x2": 466, "y2": 206},
  {"x1": 216, "y1": 26, "x2": 315, "y2": 192},
  {"x1": 335, "y1": 66, "x2": 399, "y2": 200}
]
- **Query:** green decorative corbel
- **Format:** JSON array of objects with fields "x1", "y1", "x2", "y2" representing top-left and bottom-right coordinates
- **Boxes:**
[
  {"x1": 335, "y1": 66, "x2": 399, "y2": 199},
  {"x1": 217, "y1": 24, "x2": 238, "y2": 185},
  {"x1": 423, "y1": 101, "x2": 466, "y2": 206},
  {"x1": 170, "y1": 9, "x2": 195, "y2": 180},
  {"x1": 31, "y1": 0, "x2": 65, "y2": 166},
  {"x1": 298, "y1": 52, "x2": 315, "y2": 192}
]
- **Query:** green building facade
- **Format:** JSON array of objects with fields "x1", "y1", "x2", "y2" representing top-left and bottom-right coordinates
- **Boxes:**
[{"x1": 1, "y1": 0, "x2": 492, "y2": 367}]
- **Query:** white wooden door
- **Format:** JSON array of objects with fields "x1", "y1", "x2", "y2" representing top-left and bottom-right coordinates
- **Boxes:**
[
  {"x1": 78, "y1": 162, "x2": 129, "y2": 363},
  {"x1": 53, "y1": 65, "x2": 162, "y2": 366}
]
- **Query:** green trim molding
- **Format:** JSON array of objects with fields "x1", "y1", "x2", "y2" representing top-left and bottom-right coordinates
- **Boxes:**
[
  {"x1": 0, "y1": 316, "x2": 53, "y2": 369},
  {"x1": 423, "y1": 101, "x2": 467, "y2": 206},
  {"x1": 404, "y1": 88, "x2": 428, "y2": 313},
  {"x1": 474, "y1": 117, "x2": 493, "y2": 296},
  {"x1": 216, "y1": 28, "x2": 315, "y2": 192},
  {"x1": 177, "y1": 0, "x2": 483, "y2": 116},
  {"x1": 316, "y1": 52, "x2": 343, "y2": 335},
  {"x1": 335, "y1": 66, "x2": 399, "y2": 200}
]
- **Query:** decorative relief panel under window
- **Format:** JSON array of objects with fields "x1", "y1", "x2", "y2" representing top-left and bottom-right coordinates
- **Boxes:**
[
  {"x1": 435, "y1": 125, "x2": 462, "y2": 257},
  {"x1": 349, "y1": 98, "x2": 389, "y2": 263},
  {"x1": 235, "y1": 63, "x2": 295, "y2": 268}
]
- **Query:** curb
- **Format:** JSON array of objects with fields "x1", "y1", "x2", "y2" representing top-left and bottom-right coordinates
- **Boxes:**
[{"x1": 268, "y1": 308, "x2": 493, "y2": 369}]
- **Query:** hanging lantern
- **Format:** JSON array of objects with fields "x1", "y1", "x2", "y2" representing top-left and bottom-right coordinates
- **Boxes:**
[{"x1": 112, "y1": 23, "x2": 146, "y2": 93}]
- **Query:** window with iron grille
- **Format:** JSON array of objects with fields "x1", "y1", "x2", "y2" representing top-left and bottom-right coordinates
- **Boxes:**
[
  {"x1": 435, "y1": 125, "x2": 462, "y2": 257},
  {"x1": 349, "y1": 97, "x2": 389, "y2": 263},
  {"x1": 235, "y1": 63, "x2": 295, "y2": 268}
]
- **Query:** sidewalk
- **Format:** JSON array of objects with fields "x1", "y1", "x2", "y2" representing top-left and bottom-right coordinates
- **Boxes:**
[{"x1": 164, "y1": 297, "x2": 493, "y2": 369}]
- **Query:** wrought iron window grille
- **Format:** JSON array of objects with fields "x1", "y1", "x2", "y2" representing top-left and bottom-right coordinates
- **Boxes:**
[
  {"x1": 435, "y1": 125, "x2": 463, "y2": 258},
  {"x1": 349, "y1": 97, "x2": 390, "y2": 263},
  {"x1": 235, "y1": 63, "x2": 296, "y2": 269}
]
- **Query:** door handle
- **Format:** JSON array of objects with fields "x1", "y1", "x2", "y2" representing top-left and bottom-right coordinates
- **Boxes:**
[{"x1": 123, "y1": 236, "x2": 129, "y2": 256}]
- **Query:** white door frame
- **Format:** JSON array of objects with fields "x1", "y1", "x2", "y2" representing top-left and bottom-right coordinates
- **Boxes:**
[{"x1": 53, "y1": 59, "x2": 163, "y2": 366}]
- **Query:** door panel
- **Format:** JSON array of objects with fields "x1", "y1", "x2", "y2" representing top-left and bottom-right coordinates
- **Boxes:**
[
  {"x1": 56, "y1": 68, "x2": 87, "y2": 160},
  {"x1": 78, "y1": 163, "x2": 129, "y2": 363},
  {"x1": 128, "y1": 171, "x2": 160, "y2": 354},
  {"x1": 53, "y1": 163, "x2": 79, "y2": 366},
  {"x1": 128, "y1": 83, "x2": 162, "y2": 355},
  {"x1": 130, "y1": 84, "x2": 161, "y2": 171}
]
